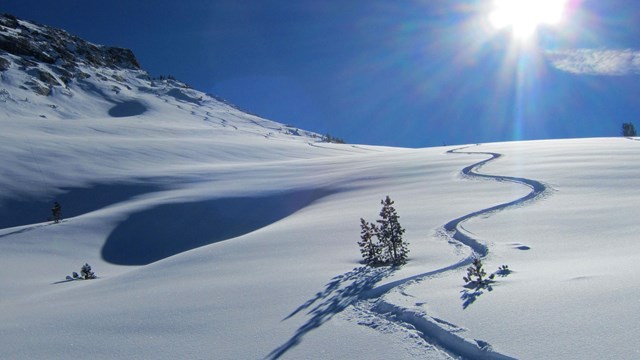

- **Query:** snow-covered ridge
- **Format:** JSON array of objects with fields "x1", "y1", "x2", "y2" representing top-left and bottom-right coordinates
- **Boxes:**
[
  {"x1": 0, "y1": 13, "x2": 316, "y2": 138},
  {"x1": 0, "y1": 13, "x2": 332, "y2": 206},
  {"x1": 0, "y1": 12, "x2": 138, "y2": 95}
]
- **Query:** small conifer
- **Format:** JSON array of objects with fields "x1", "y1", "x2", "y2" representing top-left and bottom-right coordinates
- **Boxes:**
[
  {"x1": 358, "y1": 218, "x2": 380, "y2": 265},
  {"x1": 358, "y1": 196, "x2": 409, "y2": 266},
  {"x1": 463, "y1": 257, "x2": 487, "y2": 286},
  {"x1": 622, "y1": 122, "x2": 637, "y2": 137}
]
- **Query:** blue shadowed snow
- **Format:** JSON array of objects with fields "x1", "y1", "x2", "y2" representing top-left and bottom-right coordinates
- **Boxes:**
[
  {"x1": 0, "y1": 183, "x2": 161, "y2": 229},
  {"x1": 108, "y1": 100, "x2": 147, "y2": 117},
  {"x1": 101, "y1": 189, "x2": 334, "y2": 265}
]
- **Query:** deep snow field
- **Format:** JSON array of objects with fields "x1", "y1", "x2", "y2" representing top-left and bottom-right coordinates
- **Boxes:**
[{"x1": 1, "y1": 60, "x2": 640, "y2": 359}]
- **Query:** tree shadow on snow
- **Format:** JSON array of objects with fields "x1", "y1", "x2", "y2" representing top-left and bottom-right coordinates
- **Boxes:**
[
  {"x1": 101, "y1": 189, "x2": 333, "y2": 265},
  {"x1": 460, "y1": 269, "x2": 512, "y2": 309},
  {"x1": 265, "y1": 266, "x2": 396, "y2": 360},
  {"x1": 460, "y1": 283, "x2": 492, "y2": 309}
]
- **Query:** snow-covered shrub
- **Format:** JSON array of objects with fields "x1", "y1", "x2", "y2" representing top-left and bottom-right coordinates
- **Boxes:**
[{"x1": 65, "y1": 264, "x2": 96, "y2": 281}]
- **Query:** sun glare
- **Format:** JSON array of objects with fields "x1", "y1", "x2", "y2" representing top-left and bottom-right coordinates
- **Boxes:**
[{"x1": 490, "y1": 0, "x2": 566, "y2": 41}]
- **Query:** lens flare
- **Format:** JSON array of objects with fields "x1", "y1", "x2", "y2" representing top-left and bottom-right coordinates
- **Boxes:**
[{"x1": 490, "y1": 0, "x2": 567, "y2": 40}]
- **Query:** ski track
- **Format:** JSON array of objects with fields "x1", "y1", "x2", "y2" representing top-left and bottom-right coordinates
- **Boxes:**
[
  {"x1": 270, "y1": 144, "x2": 551, "y2": 359},
  {"x1": 359, "y1": 145, "x2": 549, "y2": 359},
  {"x1": 441, "y1": 145, "x2": 550, "y2": 258}
]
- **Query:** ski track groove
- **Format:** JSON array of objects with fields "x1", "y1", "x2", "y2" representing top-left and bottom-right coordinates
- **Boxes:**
[
  {"x1": 335, "y1": 145, "x2": 549, "y2": 360},
  {"x1": 276, "y1": 146, "x2": 552, "y2": 360},
  {"x1": 442, "y1": 145, "x2": 550, "y2": 258}
]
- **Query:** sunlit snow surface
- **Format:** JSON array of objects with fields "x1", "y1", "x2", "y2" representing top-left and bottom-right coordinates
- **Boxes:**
[{"x1": 1, "y1": 59, "x2": 640, "y2": 358}]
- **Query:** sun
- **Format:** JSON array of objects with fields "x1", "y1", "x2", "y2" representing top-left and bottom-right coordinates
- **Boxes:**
[{"x1": 489, "y1": 0, "x2": 567, "y2": 41}]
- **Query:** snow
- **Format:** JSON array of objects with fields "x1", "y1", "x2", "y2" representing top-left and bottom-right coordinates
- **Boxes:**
[{"x1": 2, "y1": 42, "x2": 640, "y2": 359}]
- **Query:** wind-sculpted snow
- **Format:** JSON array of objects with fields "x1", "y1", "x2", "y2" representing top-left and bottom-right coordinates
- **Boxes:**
[{"x1": 165, "y1": 88, "x2": 202, "y2": 105}]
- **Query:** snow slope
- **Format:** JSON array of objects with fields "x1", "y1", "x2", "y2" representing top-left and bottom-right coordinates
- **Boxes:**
[
  {"x1": 3, "y1": 113, "x2": 639, "y2": 359},
  {"x1": 2, "y1": 14, "x2": 640, "y2": 360}
]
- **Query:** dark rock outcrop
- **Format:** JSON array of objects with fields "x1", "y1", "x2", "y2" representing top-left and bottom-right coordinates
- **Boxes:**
[
  {"x1": 0, "y1": 14, "x2": 141, "y2": 71},
  {"x1": 0, "y1": 56, "x2": 9, "y2": 71},
  {"x1": 0, "y1": 13, "x2": 143, "y2": 96}
]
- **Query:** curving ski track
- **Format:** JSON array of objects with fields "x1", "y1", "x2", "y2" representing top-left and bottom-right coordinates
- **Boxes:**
[
  {"x1": 365, "y1": 144, "x2": 551, "y2": 297},
  {"x1": 270, "y1": 145, "x2": 551, "y2": 359},
  {"x1": 359, "y1": 145, "x2": 551, "y2": 359},
  {"x1": 442, "y1": 145, "x2": 550, "y2": 258}
]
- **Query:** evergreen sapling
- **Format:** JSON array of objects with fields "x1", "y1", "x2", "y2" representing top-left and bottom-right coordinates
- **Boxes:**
[
  {"x1": 463, "y1": 257, "x2": 490, "y2": 287},
  {"x1": 376, "y1": 196, "x2": 408, "y2": 265},
  {"x1": 358, "y1": 218, "x2": 381, "y2": 265},
  {"x1": 357, "y1": 196, "x2": 409, "y2": 266}
]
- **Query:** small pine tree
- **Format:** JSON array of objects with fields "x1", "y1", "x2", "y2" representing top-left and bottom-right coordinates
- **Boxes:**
[
  {"x1": 324, "y1": 133, "x2": 346, "y2": 144},
  {"x1": 376, "y1": 196, "x2": 408, "y2": 265},
  {"x1": 358, "y1": 218, "x2": 380, "y2": 265},
  {"x1": 358, "y1": 196, "x2": 409, "y2": 266},
  {"x1": 80, "y1": 263, "x2": 96, "y2": 280},
  {"x1": 622, "y1": 122, "x2": 637, "y2": 137},
  {"x1": 463, "y1": 257, "x2": 489, "y2": 286},
  {"x1": 51, "y1": 201, "x2": 62, "y2": 223}
]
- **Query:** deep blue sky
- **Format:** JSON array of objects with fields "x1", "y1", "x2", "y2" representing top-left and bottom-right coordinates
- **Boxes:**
[{"x1": 3, "y1": 0, "x2": 640, "y2": 147}]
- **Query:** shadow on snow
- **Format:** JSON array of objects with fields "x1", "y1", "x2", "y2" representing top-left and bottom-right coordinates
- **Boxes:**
[
  {"x1": 101, "y1": 189, "x2": 333, "y2": 265},
  {"x1": 460, "y1": 269, "x2": 513, "y2": 309},
  {"x1": 0, "y1": 183, "x2": 162, "y2": 230},
  {"x1": 265, "y1": 266, "x2": 396, "y2": 360},
  {"x1": 460, "y1": 283, "x2": 493, "y2": 310}
]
